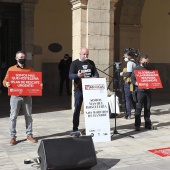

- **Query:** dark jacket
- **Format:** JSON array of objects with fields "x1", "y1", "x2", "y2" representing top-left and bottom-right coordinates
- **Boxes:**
[
  {"x1": 58, "y1": 59, "x2": 71, "y2": 77},
  {"x1": 131, "y1": 64, "x2": 151, "y2": 92},
  {"x1": 69, "y1": 59, "x2": 99, "y2": 85}
]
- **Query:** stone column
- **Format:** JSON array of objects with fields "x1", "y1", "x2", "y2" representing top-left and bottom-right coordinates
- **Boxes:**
[
  {"x1": 70, "y1": 0, "x2": 88, "y2": 110},
  {"x1": 69, "y1": 0, "x2": 118, "y2": 108},
  {"x1": 87, "y1": 0, "x2": 118, "y2": 82},
  {"x1": 70, "y1": 0, "x2": 88, "y2": 60},
  {"x1": 109, "y1": 0, "x2": 119, "y2": 79},
  {"x1": 21, "y1": 0, "x2": 38, "y2": 67}
]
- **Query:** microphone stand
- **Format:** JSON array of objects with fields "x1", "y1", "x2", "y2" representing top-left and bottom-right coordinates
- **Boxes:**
[
  {"x1": 86, "y1": 60, "x2": 134, "y2": 138},
  {"x1": 101, "y1": 63, "x2": 134, "y2": 138}
]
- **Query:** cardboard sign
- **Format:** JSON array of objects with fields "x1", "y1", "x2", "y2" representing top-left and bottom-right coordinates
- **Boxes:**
[
  {"x1": 8, "y1": 71, "x2": 42, "y2": 96},
  {"x1": 134, "y1": 70, "x2": 163, "y2": 89},
  {"x1": 82, "y1": 78, "x2": 111, "y2": 143}
]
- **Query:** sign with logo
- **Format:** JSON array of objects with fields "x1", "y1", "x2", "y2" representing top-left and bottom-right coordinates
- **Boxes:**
[
  {"x1": 148, "y1": 147, "x2": 170, "y2": 157},
  {"x1": 8, "y1": 71, "x2": 42, "y2": 96},
  {"x1": 82, "y1": 78, "x2": 111, "y2": 143},
  {"x1": 134, "y1": 70, "x2": 163, "y2": 89}
]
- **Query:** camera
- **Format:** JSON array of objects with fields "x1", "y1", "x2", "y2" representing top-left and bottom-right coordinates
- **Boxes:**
[
  {"x1": 123, "y1": 48, "x2": 140, "y2": 58},
  {"x1": 113, "y1": 62, "x2": 121, "y2": 71},
  {"x1": 134, "y1": 49, "x2": 140, "y2": 57},
  {"x1": 123, "y1": 48, "x2": 134, "y2": 54}
]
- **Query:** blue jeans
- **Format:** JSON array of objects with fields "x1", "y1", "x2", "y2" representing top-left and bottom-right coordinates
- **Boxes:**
[
  {"x1": 124, "y1": 83, "x2": 136, "y2": 116},
  {"x1": 10, "y1": 96, "x2": 33, "y2": 138},
  {"x1": 73, "y1": 89, "x2": 83, "y2": 131}
]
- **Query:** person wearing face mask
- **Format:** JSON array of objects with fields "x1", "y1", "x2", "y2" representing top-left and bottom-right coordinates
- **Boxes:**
[
  {"x1": 58, "y1": 54, "x2": 72, "y2": 96},
  {"x1": 131, "y1": 55, "x2": 152, "y2": 131},
  {"x1": 3, "y1": 51, "x2": 37, "y2": 145},
  {"x1": 69, "y1": 47, "x2": 99, "y2": 136},
  {"x1": 120, "y1": 49, "x2": 137, "y2": 119}
]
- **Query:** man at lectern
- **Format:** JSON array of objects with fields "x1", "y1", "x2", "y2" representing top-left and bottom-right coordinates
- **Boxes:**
[{"x1": 69, "y1": 47, "x2": 99, "y2": 136}]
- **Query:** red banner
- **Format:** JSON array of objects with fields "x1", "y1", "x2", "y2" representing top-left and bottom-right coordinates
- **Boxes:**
[
  {"x1": 134, "y1": 70, "x2": 162, "y2": 89},
  {"x1": 8, "y1": 71, "x2": 42, "y2": 96},
  {"x1": 134, "y1": 70, "x2": 163, "y2": 89}
]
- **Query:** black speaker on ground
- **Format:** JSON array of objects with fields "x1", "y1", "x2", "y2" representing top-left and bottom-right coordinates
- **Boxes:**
[{"x1": 38, "y1": 136, "x2": 97, "y2": 170}]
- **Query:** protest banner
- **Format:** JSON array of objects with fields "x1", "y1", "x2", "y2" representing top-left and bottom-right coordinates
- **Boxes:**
[
  {"x1": 82, "y1": 78, "x2": 111, "y2": 143},
  {"x1": 8, "y1": 71, "x2": 42, "y2": 96},
  {"x1": 134, "y1": 70, "x2": 162, "y2": 89}
]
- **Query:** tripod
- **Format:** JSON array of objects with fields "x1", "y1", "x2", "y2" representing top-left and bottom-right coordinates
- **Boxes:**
[{"x1": 106, "y1": 62, "x2": 134, "y2": 138}]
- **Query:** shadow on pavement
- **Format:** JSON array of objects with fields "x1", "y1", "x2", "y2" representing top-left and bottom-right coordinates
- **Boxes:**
[
  {"x1": 0, "y1": 92, "x2": 71, "y2": 118},
  {"x1": 0, "y1": 89, "x2": 169, "y2": 118},
  {"x1": 92, "y1": 158, "x2": 120, "y2": 170},
  {"x1": 110, "y1": 119, "x2": 170, "y2": 141}
]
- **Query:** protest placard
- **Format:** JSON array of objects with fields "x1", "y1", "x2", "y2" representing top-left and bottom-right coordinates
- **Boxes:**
[
  {"x1": 8, "y1": 71, "x2": 42, "y2": 96},
  {"x1": 134, "y1": 70, "x2": 162, "y2": 89}
]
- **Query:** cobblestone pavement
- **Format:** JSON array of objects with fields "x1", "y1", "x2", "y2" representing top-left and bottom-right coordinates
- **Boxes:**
[{"x1": 0, "y1": 90, "x2": 170, "y2": 170}]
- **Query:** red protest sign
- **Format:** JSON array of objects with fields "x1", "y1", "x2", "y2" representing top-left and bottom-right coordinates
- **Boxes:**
[
  {"x1": 134, "y1": 70, "x2": 163, "y2": 89},
  {"x1": 8, "y1": 71, "x2": 42, "y2": 96}
]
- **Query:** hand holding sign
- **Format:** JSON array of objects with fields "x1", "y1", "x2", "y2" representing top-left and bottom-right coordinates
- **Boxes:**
[{"x1": 6, "y1": 82, "x2": 11, "y2": 87}]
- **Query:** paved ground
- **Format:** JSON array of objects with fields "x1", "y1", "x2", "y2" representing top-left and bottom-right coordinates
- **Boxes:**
[{"x1": 0, "y1": 90, "x2": 170, "y2": 170}]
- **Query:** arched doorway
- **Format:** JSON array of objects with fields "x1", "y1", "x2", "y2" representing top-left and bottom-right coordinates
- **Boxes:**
[
  {"x1": 0, "y1": 2, "x2": 21, "y2": 92},
  {"x1": 114, "y1": 0, "x2": 145, "y2": 62}
]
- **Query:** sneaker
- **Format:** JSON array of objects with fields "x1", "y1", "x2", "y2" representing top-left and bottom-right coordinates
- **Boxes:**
[
  {"x1": 70, "y1": 131, "x2": 80, "y2": 137},
  {"x1": 27, "y1": 136, "x2": 37, "y2": 143},
  {"x1": 10, "y1": 138, "x2": 16, "y2": 145},
  {"x1": 125, "y1": 115, "x2": 131, "y2": 119}
]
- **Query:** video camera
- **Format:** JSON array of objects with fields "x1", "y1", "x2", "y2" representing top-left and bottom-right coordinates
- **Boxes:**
[
  {"x1": 113, "y1": 62, "x2": 122, "y2": 71},
  {"x1": 123, "y1": 48, "x2": 140, "y2": 58}
]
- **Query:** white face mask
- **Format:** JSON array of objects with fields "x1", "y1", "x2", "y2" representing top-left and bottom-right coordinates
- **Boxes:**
[{"x1": 124, "y1": 58, "x2": 129, "y2": 62}]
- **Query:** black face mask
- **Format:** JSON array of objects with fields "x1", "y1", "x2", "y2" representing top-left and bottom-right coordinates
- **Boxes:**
[
  {"x1": 18, "y1": 59, "x2": 26, "y2": 65},
  {"x1": 142, "y1": 62, "x2": 148, "y2": 68}
]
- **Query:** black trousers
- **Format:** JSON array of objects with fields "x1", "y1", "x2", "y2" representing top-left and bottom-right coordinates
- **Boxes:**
[
  {"x1": 135, "y1": 90, "x2": 151, "y2": 127},
  {"x1": 59, "y1": 75, "x2": 70, "y2": 95}
]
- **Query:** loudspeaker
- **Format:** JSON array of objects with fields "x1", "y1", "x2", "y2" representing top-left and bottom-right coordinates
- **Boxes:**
[{"x1": 38, "y1": 136, "x2": 97, "y2": 170}]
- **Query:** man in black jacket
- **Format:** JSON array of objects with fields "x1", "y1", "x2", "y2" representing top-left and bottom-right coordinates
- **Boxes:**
[
  {"x1": 69, "y1": 47, "x2": 99, "y2": 136},
  {"x1": 58, "y1": 54, "x2": 72, "y2": 96},
  {"x1": 131, "y1": 55, "x2": 152, "y2": 131}
]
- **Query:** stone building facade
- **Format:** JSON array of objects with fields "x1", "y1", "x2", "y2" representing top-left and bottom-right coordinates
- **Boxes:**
[{"x1": 0, "y1": 0, "x2": 170, "y2": 95}]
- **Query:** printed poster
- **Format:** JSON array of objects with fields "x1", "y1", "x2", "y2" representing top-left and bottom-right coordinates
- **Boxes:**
[{"x1": 82, "y1": 78, "x2": 111, "y2": 143}]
